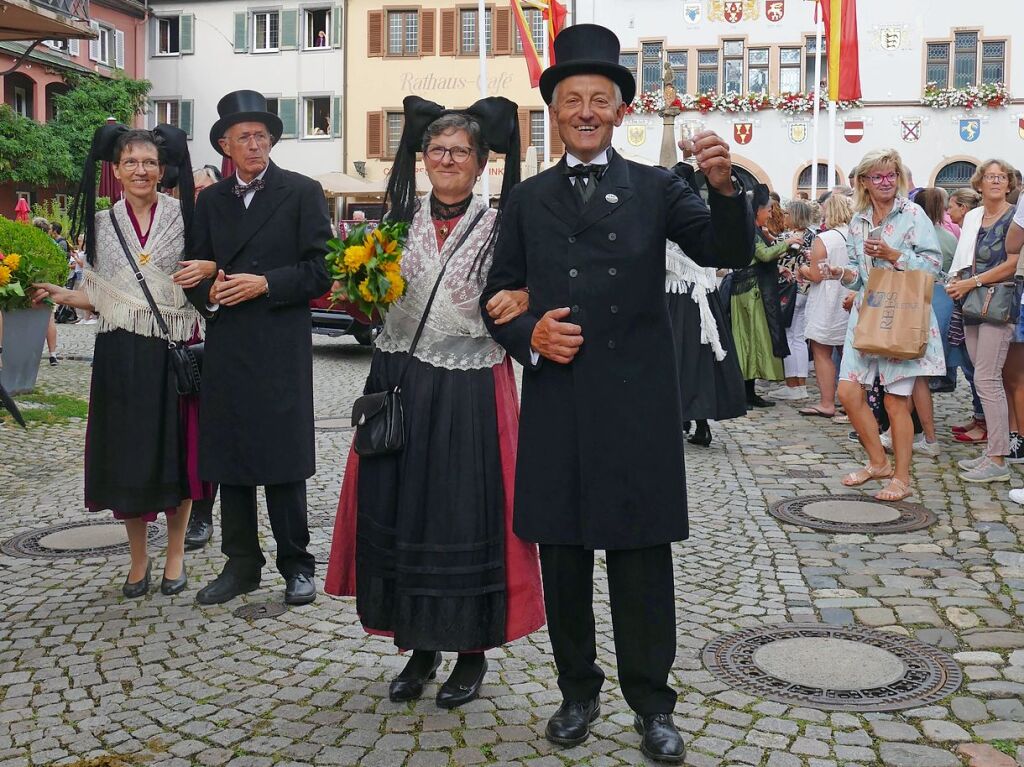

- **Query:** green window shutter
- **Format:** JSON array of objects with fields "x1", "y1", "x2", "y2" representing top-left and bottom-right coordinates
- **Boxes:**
[
  {"x1": 331, "y1": 5, "x2": 342, "y2": 48},
  {"x1": 180, "y1": 14, "x2": 194, "y2": 54},
  {"x1": 180, "y1": 100, "x2": 194, "y2": 139},
  {"x1": 332, "y1": 96, "x2": 341, "y2": 137},
  {"x1": 281, "y1": 9, "x2": 298, "y2": 50},
  {"x1": 234, "y1": 12, "x2": 248, "y2": 52},
  {"x1": 279, "y1": 98, "x2": 297, "y2": 138}
]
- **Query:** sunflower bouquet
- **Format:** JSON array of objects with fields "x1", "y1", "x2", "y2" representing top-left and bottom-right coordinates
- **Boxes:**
[
  {"x1": 325, "y1": 221, "x2": 409, "y2": 320},
  {"x1": 0, "y1": 218, "x2": 69, "y2": 311}
]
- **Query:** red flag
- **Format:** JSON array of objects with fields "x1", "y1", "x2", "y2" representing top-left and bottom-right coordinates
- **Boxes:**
[
  {"x1": 545, "y1": 0, "x2": 567, "y2": 64},
  {"x1": 818, "y1": 0, "x2": 861, "y2": 101},
  {"x1": 511, "y1": 1, "x2": 543, "y2": 87}
]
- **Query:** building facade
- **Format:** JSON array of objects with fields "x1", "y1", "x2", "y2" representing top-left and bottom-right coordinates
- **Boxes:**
[
  {"x1": 572, "y1": 0, "x2": 1021, "y2": 197},
  {"x1": 146, "y1": 0, "x2": 344, "y2": 177},
  {"x1": 345, "y1": 0, "x2": 557, "y2": 213},
  {"x1": 0, "y1": 0, "x2": 146, "y2": 215}
]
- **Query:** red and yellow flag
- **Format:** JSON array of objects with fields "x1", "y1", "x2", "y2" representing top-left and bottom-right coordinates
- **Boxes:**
[
  {"x1": 511, "y1": 0, "x2": 567, "y2": 89},
  {"x1": 817, "y1": 0, "x2": 861, "y2": 101}
]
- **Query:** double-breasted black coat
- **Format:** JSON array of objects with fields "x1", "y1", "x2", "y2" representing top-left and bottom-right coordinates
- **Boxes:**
[
  {"x1": 481, "y1": 152, "x2": 754, "y2": 550},
  {"x1": 186, "y1": 160, "x2": 332, "y2": 486}
]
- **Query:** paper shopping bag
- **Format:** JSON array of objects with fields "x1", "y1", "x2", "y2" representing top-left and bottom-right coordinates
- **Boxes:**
[{"x1": 853, "y1": 267, "x2": 933, "y2": 360}]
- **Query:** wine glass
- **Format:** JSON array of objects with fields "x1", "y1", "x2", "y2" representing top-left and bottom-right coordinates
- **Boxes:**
[{"x1": 679, "y1": 122, "x2": 699, "y2": 168}]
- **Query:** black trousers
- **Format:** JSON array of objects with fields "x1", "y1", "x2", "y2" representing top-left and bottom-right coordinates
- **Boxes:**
[
  {"x1": 190, "y1": 485, "x2": 218, "y2": 524},
  {"x1": 219, "y1": 481, "x2": 314, "y2": 580},
  {"x1": 539, "y1": 543, "x2": 677, "y2": 715}
]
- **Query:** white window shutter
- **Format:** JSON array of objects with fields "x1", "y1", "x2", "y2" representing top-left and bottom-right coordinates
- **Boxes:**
[
  {"x1": 69, "y1": 37, "x2": 80, "y2": 56},
  {"x1": 89, "y1": 21, "x2": 101, "y2": 61},
  {"x1": 114, "y1": 29, "x2": 125, "y2": 68}
]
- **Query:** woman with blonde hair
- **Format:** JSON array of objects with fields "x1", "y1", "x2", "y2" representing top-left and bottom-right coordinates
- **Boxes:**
[
  {"x1": 945, "y1": 159, "x2": 1020, "y2": 481},
  {"x1": 948, "y1": 187, "x2": 982, "y2": 227},
  {"x1": 798, "y1": 193, "x2": 853, "y2": 417},
  {"x1": 830, "y1": 149, "x2": 944, "y2": 501}
]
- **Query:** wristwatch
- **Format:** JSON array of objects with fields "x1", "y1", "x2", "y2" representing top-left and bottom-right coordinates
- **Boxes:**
[{"x1": 974, "y1": 275, "x2": 983, "y2": 288}]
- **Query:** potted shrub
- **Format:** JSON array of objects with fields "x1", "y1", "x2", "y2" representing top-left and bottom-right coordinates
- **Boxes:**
[{"x1": 0, "y1": 218, "x2": 69, "y2": 394}]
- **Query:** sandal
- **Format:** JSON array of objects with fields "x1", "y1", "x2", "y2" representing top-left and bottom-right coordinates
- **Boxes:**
[
  {"x1": 799, "y1": 406, "x2": 835, "y2": 418},
  {"x1": 954, "y1": 428, "x2": 988, "y2": 444},
  {"x1": 841, "y1": 463, "x2": 894, "y2": 487},
  {"x1": 875, "y1": 478, "x2": 912, "y2": 502}
]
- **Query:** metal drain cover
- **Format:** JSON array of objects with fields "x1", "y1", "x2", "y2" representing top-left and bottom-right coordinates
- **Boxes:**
[
  {"x1": 703, "y1": 623, "x2": 961, "y2": 712},
  {"x1": 1, "y1": 520, "x2": 166, "y2": 559},
  {"x1": 768, "y1": 494, "x2": 935, "y2": 534},
  {"x1": 234, "y1": 602, "x2": 287, "y2": 620}
]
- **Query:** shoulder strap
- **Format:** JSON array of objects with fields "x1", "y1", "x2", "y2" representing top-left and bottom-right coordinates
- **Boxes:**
[
  {"x1": 396, "y1": 207, "x2": 488, "y2": 387},
  {"x1": 107, "y1": 209, "x2": 176, "y2": 348}
]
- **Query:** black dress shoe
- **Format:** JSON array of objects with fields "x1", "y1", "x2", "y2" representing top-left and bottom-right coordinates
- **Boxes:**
[
  {"x1": 634, "y1": 713, "x2": 686, "y2": 763},
  {"x1": 122, "y1": 559, "x2": 152, "y2": 599},
  {"x1": 160, "y1": 565, "x2": 188, "y2": 596},
  {"x1": 747, "y1": 394, "x2": 775, "y2": 408},
  {"x1": 184, "y1": 518, "x2": 213, "y2": 551},
  {"x1": 436, "y1": 655, "x2": 487, "y2": 709},
  {"x1": 389, "y1": 651, "x2": 442, "y2": 702},
  {"x1": 284, "y1": 574, "x2": 316, "y2": 605},
  {"x1": 545, "y1": 698, "x2": 600, "y2": 746},
  {"x1": 687, "y1": 420, "x2": 712, "y2": 447},
  {"x1": 195, "y1": 571, "x2": 260, "y2": 605}
]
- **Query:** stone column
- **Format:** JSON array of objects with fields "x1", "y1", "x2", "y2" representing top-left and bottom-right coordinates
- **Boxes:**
[{"x1": 659, "y1": 109, "x2": 680, "y2": 168}]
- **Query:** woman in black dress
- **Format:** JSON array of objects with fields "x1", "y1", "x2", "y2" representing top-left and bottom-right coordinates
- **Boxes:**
[{"x1": 33, "y1": 124, "x2": 204, "y2": 598}]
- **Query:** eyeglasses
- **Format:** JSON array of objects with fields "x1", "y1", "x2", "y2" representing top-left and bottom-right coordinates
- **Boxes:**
[
  {"x1": 119, "y1": 159, "x2": 160, "y2": 172},
  {"x1": 865, "y1": 172, "x2": 898, "y2": 185},
  {"x1": 983, "y1": 174, "x2": 1008, "y2": 182},
  {"x1": 425, "y1": 145, "x2": 474, "y2": 163},
  {"x1": 227, "y1": 132, "x2": 271, "y2": 146}
]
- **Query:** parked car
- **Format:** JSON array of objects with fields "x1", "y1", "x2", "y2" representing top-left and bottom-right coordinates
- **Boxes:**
[{"x1": 310, "y1": 292, "x2": 379, "y2": 345}]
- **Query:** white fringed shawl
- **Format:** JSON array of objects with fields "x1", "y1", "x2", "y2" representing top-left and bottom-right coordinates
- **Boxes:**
[
  {"x1": 665, "y1": 240, "x2": 727, "y2": 361},
  {"x1": 83, "y1": 194, "x2": 199, "y2": 343}
]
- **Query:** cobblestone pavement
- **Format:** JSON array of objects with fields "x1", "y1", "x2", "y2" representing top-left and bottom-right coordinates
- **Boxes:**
[{"x1": 1, "y1": 323, "x2": 1023, "y2": 767}]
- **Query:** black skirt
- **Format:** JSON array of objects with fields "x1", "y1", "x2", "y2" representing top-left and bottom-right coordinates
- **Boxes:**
[
  {"x1": 667, "y1": 287, "x2": 748, "y2": 422},
  {"x1": 85, "y1": 329, "x2": 189, "y2": 516},
  {"x1": 356, "y1": 350, "x2": 506, "y2": 651}
]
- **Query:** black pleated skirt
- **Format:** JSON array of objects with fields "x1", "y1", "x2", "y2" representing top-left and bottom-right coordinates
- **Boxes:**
[
  {"x1": 356, "y1": 350, "x2": 506, "y2": 651},
  {"x1": 667, "y1": 288, "x2": 748, "y2": 422},
  {"x1": 85, "y1": 329, "x2": 189, "y2": 517}
]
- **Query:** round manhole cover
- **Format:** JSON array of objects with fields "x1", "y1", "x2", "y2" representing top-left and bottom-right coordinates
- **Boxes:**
[
  {"x1": 234, "y1": 602, "x2": 288, "y2": 620},
  {"x1": 768, "y1": 494, "x2": 935, "y2": 534},
  {"x1": 1, "y1": 520, "x2": 167, "y2": 559},
  {"x1": 703, "y1": 623, "x2": 961, "y2": 712}
]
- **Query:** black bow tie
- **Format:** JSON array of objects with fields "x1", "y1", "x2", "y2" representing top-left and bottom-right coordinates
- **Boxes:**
[
  {"x1": 233, "y1": 177, "x2": 265, "y2": 197},
  {"x1": 564, "y1": 164, "x2": 606, "y2": 181}
]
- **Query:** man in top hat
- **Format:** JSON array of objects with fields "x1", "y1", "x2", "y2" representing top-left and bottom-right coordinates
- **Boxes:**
[
  {"x1": 481, "y1": 24, "x2": 754, "y2": 763},
  {"x1": 183, "y1": 90, "x2": 332, "y2": 606}
]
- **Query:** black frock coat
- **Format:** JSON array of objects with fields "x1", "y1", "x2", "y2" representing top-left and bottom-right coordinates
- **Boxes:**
[
  {"x1": 481, "y1": 152, "x2": 754, "y2": 550},
  {"x1": 185, "y1": 160, "x2": 332, "y2": 485}
]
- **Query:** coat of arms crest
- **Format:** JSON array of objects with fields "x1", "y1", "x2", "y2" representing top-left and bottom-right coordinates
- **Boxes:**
[
  {"x1": 708, "y1": 0, "x2": 759, "y2": 23},
  {"x1": 627, "y1": 125, "x2": 647, "y2": 147},
  {"x1": 788, "y1": 122, "x2": 807, "y2": 144}
]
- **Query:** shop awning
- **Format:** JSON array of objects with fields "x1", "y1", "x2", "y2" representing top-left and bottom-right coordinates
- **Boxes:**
[{"x1": 315, "y1": 171, "x2": 386, "y2": 196}]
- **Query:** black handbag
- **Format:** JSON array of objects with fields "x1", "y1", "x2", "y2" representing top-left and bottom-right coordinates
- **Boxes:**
[
  {"x1": 778, "y1": 279, "x2": 799, "y2": 328},
  {"x1": 107, "y1": 210, "x2": 203, "y2": 395},
  {"x1": 961, "y1": 246, "x2": 1020, "y2": 325},
  {"x1": 352, "y1": 208, "x2": 487, "y2": 457}
]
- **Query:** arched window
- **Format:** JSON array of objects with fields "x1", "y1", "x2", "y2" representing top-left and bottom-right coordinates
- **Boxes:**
[
  {"x1": 3, "y1": 73, "x2": 35, "y2": 119},
  {"x1": 45, "y1": 82, "x2": 69, "y2": 123},
  {"x1": 935, "y1": 161, "x2": 977, "y2": 192},
  {"x1": 797, "y1": 163, "x2": 842, "y2": 195}
]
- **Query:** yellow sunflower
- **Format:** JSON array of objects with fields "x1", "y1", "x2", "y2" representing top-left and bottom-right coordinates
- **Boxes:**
[
  {"x1": 357, "y1": 277, "x2": 375, "y2": 304},
  {"x1": 3, "y1": 253, "x2": 21, "y2": 271},
  {"x1": 383, "y1": 274, "x2": 406, "y2": 304},
  {"x1": 342, "y1": 243, "x2": 373, "y2": 274},
  {"x1": 373, "y1": 228, "x2": 399, "y2": 255},
  {"x1": 0, "y1": 265, "x2": 11, "y2": 287}
]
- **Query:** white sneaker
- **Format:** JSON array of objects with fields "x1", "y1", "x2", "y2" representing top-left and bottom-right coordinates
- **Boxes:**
[
  {"x1": 1009, "y1": 488, "x2": 1024, "y2": 505},
  {"x1": 914, "y1": 436, "x2": 941, "y2": 457},
  {"x1": 879, "y1": 431, "x2": 893, "y2": 452},
  {"x1": 767, "y1": 385, "x2": 808, "y2": 401}
]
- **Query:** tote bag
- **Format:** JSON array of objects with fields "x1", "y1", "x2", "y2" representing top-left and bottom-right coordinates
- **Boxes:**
[{"x1": 853, "y1": 267, "x2": 933, "y2": 360}]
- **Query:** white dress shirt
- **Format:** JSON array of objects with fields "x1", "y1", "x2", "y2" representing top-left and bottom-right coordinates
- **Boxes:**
[{"x1": 235, "y1": 164, "x2": 269, "y2": 209}]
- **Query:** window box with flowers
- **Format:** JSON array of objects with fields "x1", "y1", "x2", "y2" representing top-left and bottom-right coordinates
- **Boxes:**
[
  {"x1": 0, "y1": 219, "x2": 69, "y2": 393},
  {"x1": 922, "y1": 82, "x2": 1009, "y2": 110},
  {"x1": 626, "y1": 89, "x2": 860, "y2": 116}
]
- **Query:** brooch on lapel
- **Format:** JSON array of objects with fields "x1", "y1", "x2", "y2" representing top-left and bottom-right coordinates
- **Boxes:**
[
  {"x1": 138, "y1": 252, "x2": 150, "y2": 266},
  {"x1": 605, "y1": 193, "x2": 619, "y2": 204}
]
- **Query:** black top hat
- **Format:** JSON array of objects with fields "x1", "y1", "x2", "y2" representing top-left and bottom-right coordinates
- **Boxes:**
[
  {"x1": 539, "y1": 24, "x2": 636, "y2": 106},
  {"x1": 209, "y1": 90, "x2": 284, "y2": 156}
]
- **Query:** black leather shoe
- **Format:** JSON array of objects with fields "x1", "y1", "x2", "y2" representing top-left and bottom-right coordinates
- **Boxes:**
[
  {"x1": 195, "y1": 571, "x2": 260, "y2": 605},
  {"x1": 184, "y1": 518, "x2": 213, "y2": 551},
  {"x1": 160, "y1": 565, "x2": 188, "y2": 596},
  {"x1": 748, "y1": 394, "x2": 775, "y2": 408},
  {"x1": 122, "y1": 559, "x2": 152, "y2": 599},
  {"x1": 436, "y1": 656, "x2": 488, "y2": 709},
  {"x1": 284, "y1": 574, "x2": 317, "y2": 605},
  {"x1": 688, "y1": 421, "x2": 712, "y2": 447},
  {"x1": 634, "y1": 713, "x2": 686, "y2": 763},
  {"x1": 545, "y1": 698, "x2": 600, "y2": 746},
  {"x1": 389, "y1": 651, "x2": 442, "y2": 702}
]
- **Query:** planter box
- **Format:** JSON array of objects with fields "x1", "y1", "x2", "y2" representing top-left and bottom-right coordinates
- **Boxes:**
[{"x1": 0, "y1": 307, "x2": 51, "y2": 394}]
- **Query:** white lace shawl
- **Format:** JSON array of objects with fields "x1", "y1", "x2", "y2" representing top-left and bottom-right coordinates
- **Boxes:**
[
  {"x1": 83, "y1": 194, "x2": 199, "y2": 343},
  {"x1": 374, "y1": 196, "x2": 505, "y2": 370},
  {"x1": 665, "y1": 240, "x2": 726, "y2": 362}
]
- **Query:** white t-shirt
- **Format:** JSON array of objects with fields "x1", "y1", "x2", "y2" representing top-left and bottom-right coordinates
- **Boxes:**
[{"x1": 1014, "y1": 200, "x2": 1024, "y2": 229}]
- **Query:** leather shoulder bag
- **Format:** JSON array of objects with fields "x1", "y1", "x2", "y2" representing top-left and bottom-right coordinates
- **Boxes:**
[
  {"x1": 108, "y1": 209, "x2": 203, "y2": 395},
  {"x1": 352, "y1": 208, "x2": 487, "y2": 457},
  {"x1": 961, "y1": 237, "x2": 1019, "y2": 325}
]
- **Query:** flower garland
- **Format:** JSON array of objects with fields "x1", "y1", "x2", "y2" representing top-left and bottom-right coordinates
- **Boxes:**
[
  {"x1": 922, "y1": 81, "x2": 1009, "y2": 110},
  {"x1": 626, "y1": 89, "x2": 862, "y2": 115}
]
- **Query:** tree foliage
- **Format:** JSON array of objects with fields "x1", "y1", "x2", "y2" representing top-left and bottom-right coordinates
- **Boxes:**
[
  {"x1": 0, "y1": 105, "x2": 75, "y2": 186},
  {"x1": 50, "y1": 72, "x2": 151, "y2": 173}
]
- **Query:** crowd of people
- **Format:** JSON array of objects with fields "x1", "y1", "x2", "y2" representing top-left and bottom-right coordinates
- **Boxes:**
[{"x1": 15, "y1": 20, "x2": 1024, "y2": 765}]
